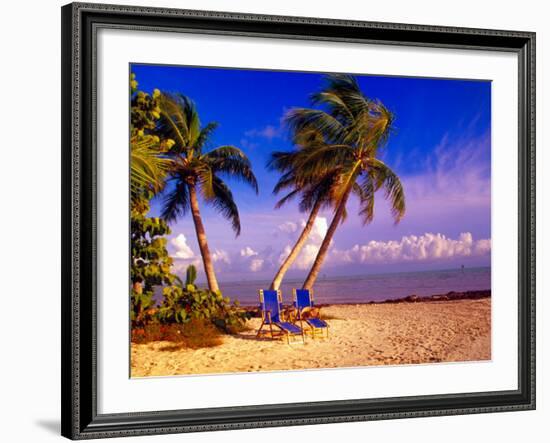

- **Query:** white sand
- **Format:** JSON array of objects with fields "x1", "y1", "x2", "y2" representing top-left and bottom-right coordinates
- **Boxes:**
[{"x1": 131, "y1": 298, "x2": 491, "y2": 377}]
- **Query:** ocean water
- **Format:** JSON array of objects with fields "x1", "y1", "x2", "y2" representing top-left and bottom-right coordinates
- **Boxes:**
[{"x1": 218, "y1": 267, "x2": 491, "y2": 306}]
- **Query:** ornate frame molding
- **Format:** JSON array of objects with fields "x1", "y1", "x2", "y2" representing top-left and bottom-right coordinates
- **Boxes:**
[{"x1": 61, "y1": 2, "x2": 535, "y2": 439}]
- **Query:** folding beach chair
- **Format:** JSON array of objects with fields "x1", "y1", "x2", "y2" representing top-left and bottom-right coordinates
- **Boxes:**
[
  {"x1": 293, "y1": 289, "x2": 329, "y2": 339},
  {"x1": 257, "y1": 290, "x2": 305, "y2": 344}
]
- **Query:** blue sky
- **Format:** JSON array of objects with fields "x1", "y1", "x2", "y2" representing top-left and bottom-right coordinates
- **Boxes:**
[{"x1": 132, "y1": 64, "x2": 492, "y2": 283}]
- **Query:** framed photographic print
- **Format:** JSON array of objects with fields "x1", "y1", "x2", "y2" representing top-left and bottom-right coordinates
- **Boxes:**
[{"x1": 61, "y1": 2, "x2": 536, "y2": 439}]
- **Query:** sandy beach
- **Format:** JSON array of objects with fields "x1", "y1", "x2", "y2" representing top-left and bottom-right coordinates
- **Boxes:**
[{"x1": 131, "y1": 297, "x2": 491, "y2": 377}]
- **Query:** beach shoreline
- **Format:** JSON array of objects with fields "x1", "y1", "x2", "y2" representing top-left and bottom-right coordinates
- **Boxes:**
[
  {"x1": 238, "y1": 289, "x2": 491, "y2": 310},
  {"x1": 131, "y1": 295, "x2": 491, "y2": 377}
]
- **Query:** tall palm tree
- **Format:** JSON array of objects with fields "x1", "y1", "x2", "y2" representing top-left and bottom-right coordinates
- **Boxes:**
[
  {"x1": 157, "y1": 93, "x2": 258, "y2": 293},
  {"x1": 267, "y1": 150, "x2": 339, "y2": 290},
  {"x1": 284, "y1": 74, "x2": 406, "y2": 290}
]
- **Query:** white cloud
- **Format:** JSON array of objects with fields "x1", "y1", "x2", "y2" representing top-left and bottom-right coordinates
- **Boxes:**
[
  {"x1": 212, "y1": 249, "x2": 230, "y2": 264},
  {"x1": 249, "y1": 258, "x2": 264, "y2": 272},
  {"x1": 240, "y1": 246, "x2": 258, "y2": 257},
  {"x1": 330, "y1": 232, "x2": 491, "y2": 265},
  {"x1": 172, "y1": 259, "x2": 201, "y2": 275},
  {"x1": 245, "y1": 124, "x2": 281, "y2": 140},
  {"x1": 171, "y1": 234, "x2": 195, "y2": 259},
  {"x1": 474, "y1": 238, "x2": 492, "y2": 255},
  {"x1": 278, "y1": 221, "x2": 298, "y2": 234},
  {"x1": 294, "y1": 244, "x2": 322, "y2": 270},
  {"x1": 278, "y1": 245, "x2": 293, "y2": 265},
  {"x1": 278, "y1": 217, "x2": 329, "y2": 270},
  {"x1": 170, "y1": 234, "x2": 201, "y2": 275},
  {"x1": 308, "y1": 217, "x2": 328, "y2": 242}
]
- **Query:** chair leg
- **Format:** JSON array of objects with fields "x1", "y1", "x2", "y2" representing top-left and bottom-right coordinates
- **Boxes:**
[{"x1": 256, "y1": 320, "x2": 265, "y2": 338}]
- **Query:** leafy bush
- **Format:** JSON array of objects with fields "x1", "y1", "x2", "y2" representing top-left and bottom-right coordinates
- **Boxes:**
[
  {"x1": 130, "y1": 209, "x2": 178, "y2": 327},
  {"x1": 157, "y1": 265, "x2": 249, "y2": 333}
]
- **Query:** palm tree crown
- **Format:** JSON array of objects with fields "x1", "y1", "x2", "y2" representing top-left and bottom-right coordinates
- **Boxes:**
[
  {"x1": 266, "y1": 150, "x2": 341, "y2": 290},
  {"x1": 282, "y1": 74, "x2": 406, "y2": 289},
  {"x1": 158, "y1": 93, "x2": 258, "y2": 236},
  {"x1": 285, "y1": 74, "x2": 405, "y2": 223}
]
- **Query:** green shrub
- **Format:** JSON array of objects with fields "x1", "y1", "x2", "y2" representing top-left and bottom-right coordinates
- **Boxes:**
[{"x1": 157, "y1": 265, "x2": 249, "y2": 332}]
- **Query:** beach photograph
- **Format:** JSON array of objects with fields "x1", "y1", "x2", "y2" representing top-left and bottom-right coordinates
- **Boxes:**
[{"x1": 129, "y1": 65, "x2": 491, "y2": 377}]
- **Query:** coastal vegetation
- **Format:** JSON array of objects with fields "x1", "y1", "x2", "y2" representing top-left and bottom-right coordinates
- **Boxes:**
[{"x1": 129, "y1": 75, "x2": 249, "y2": 335}]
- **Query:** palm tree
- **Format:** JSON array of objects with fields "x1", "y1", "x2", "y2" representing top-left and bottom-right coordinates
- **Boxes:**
[
  {"x1": 130, "y1": 135, "x2": 171, "y2": 208},
  {"x1": 284, "y1": 74, "x2": 406, "y2": 290},
  {"x1": 267, "y1": 150, "x2": 339, "y2": 290},
  {"x1": 157, "y1": 93, "x2": 258, "y2": 293},
  {"x1": 130, "y1": 79, "x2": 172, "y2": 209}
]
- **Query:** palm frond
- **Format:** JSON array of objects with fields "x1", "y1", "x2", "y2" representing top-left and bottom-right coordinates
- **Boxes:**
[
  {"x1": 130, "y1": 135, "x2": 171, "y2": 204},
  {"x1": 157, "y1": 93, "x2": 191, "y2": 150},
  {"x1": 321, "y1": 74, "x2": 371, "y2": 118},
  {"x1": 329, "y1": 160, "x2": 361, "y2": 205},
  {"x1": 356, "y1": 172, "x2": 377, "y2": 225},
  {"x1": 290, "y1": 143, "x2": 354, "y2": 180},
  {"x1": 195, "y1": 121, "x2": 219, "y2": 151},
  {"x1": 267, "y1": 150, "x2": 299, "y2": 173},
  {"x1": 310, "y1": 91, "x2": 354, "y2": 123},
  {"x1": 196, "y1": 164, "x2": 216, "y2": 201},
  {"x1": 284, "y1": 108, "x2": 346, "y2": 144},
  {"x1": 272, "y1": 170, "x2": 299, "y2": 195},
  {"x1": 206, "y1": 146, "x2": 259, "y2": 193},
  {"x1": 364, "y1": 158, "x2": 406, "y2": 223},
  {"x1": 160, "y1": 178, "x2": 189, "y2": 223},
  {"x1": 298, "y1": 170, "x2": 341, "y2": 212},
  {"x1": 274, "y1": 188, "x2": 302, "y2": 209},
  {"x1": 209, "y1": 176, "x2": 241, "y2": 236}
]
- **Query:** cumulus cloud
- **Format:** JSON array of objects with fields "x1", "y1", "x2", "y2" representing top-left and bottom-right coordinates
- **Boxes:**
[
  {"x1": 249, "y1": 258, "x2": 264, "y2": 272},
  {"x1": 308, "y1": 217, "x2": 328, "y2": 242},
  {"x1": 330, "y1": 232, "x2": 491, "y2": 265},
  {"x1": 208, "y1": 246, "x2": 267, "y2": 273},
  {"x1": 212, "y1": 249, "x2": 230, "y2": 264},
  {"x1": 278, "y1": 217, "x2": 329, "y2": 270},
  {"x1": 171, "y1": 234, "x2": 195, "y2": 259},
  {"x1": 278, "y1": 221, "x2": 298, "y2": 234},
  {"x1": 169, "y1": 233, "x2": 201, "y2": 275},
  {"x1": 240, "y1": 246, "x2": 258, "y2": 257}
]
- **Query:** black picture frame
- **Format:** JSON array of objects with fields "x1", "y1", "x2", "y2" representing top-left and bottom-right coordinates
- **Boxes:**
[{"x1": 61, "y1": 2, "x2": 536, "y2": 439}]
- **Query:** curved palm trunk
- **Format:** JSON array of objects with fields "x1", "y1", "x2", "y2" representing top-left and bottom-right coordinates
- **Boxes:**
[
  {"x1": 270, "y1": 199, "x2": 322, "y2": 290},
  {"x1": 188, "y1": 184, "x2": 220, "y2": 293},
  {"x1": 302, "y1": 186, "x2": 353, "y2": 290}
]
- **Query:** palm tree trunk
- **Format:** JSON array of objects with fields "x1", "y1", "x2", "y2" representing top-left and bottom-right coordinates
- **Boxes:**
[
  {"x1": 302, "y1": 186, "x2": 353, "y2": 290},
  {"x1": 270, "y1": 198, "x2": 323, "y2": 290},
  {"x1": 188, "y1": 183, "x2": 220, "y2": 293}
]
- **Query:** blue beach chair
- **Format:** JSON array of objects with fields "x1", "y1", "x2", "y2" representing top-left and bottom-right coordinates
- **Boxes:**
[
  {"x1": 257, "y1": 290, "x2": 305, "y2": 344},
  {"x1": 293, "y1": 289, "x2": 329, "y2": 339}
]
